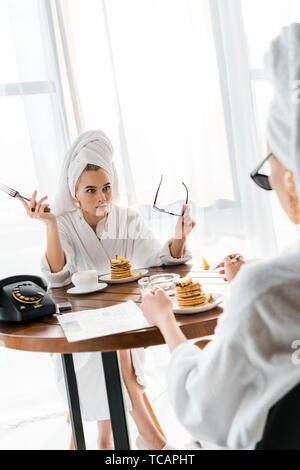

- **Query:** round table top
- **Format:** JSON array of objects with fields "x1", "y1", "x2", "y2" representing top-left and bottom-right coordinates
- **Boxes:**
[{"x1": 0, "y1": 264, "x2": 225, "y2": 353}]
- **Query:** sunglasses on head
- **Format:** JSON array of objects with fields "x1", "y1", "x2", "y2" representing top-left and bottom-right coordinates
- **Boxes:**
[{"x1": 250, "y1": 153, "x2": 273, "y2": 191}]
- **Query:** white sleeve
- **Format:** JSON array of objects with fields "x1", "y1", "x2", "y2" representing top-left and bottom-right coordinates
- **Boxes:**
[
  {"x1": 167, "y1": 340, "x2": 260, "y2": 449},
  {"x1": 159, "y1": 237, "x2": 192, "y2": 265},
  {"x1": 40, "y1": 229, "x2": 77, "y2": 288}
]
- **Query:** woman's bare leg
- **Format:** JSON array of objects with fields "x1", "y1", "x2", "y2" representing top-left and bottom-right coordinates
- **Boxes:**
[
  {"x1": 97, "y1": 419, "x2": 114, "y2": 450},
  {"x1": 119, "y1": 349, "x2": 167, "y2": 450}
]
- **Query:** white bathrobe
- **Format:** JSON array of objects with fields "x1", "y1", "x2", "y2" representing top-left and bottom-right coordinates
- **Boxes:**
[
  {"x1": 167, "y1": 240, "x2": 300, "y2": 450},
  {"x1": 41, "y1": 203, "x2": 192, "y2": 420}
]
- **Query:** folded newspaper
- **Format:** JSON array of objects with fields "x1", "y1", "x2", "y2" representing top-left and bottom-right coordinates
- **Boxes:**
[{"x1": 58, "y1": 300, "x2": 153, "y2": 342}]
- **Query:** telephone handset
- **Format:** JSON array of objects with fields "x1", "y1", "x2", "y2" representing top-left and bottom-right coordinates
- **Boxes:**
[{"x1": 0, "y1": 275, "x2": 56, "y2": 324}]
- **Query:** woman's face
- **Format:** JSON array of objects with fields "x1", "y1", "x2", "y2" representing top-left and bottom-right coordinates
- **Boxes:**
[
  {"x1": 75, "y1": 168, "x2": 112, "y2": 218},
  {"x1": 269, "y1": 155, "x2": 289, "y2": 206},
  {"x1": 269, "y1": 155, "x2": 300, "y2": 224}
]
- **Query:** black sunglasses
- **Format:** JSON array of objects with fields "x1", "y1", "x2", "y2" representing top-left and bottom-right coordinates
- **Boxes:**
[
  {"x1": 153, "y1": 175, "x2": 189, "y2": 216},
  {"x1": 250, "y1": 153, "x2": 273, "y2": 191}
]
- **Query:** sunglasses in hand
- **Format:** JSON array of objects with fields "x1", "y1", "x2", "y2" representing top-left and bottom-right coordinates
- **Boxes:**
[{"x1": 153, "y1": 175, "x2": 189, "y2": 216}]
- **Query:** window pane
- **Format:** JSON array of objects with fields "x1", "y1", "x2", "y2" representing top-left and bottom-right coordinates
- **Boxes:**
[
  {"x1": 0, "y1": 0, "x2": 19, "y2": 82},
  {"x1": 0, "y1": 96, "x2": 44, "y2": 277},
  {"x1": 0, "y1": 96, "x2": 39, "y2": 192},
  {"x1": 251, "y1": 80, "x2": 274, "y2": 157},
  {"x1": 3, "y1": 0, "x2": 51, "y2": 82}
]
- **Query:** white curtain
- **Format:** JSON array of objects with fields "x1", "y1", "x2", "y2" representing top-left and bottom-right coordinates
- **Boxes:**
[
  {"x1": 0, "y1": 0, "x2": 77, "y2": 277},
  {"x1": 4, "y1": 0, "x2": 70, "y2": 198},
  {"x1": 209, "y1": 0, "x2": 278, "y2": 257},
  {"x1": 0, "y1": 0, "x2": 77, "y2": 437},
  {"x1": 1, "y1": 0, "x2": 295, "y2": 275},
  {"x1": 241, "y1": 0, "x2": 300, "y2": 251},
  {"x1": 61, "y1": 0, "x2": 278, "y2": 261}
]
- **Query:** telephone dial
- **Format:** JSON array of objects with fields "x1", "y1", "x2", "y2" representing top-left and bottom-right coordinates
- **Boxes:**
[{"x1": 0, "y1": 275, "x2": 56, "y2": 324}]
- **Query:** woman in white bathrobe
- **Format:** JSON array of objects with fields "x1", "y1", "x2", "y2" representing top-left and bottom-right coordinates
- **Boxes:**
[
  {"x1": 18, "y1": 129, "x2": 195, "y2": 450},
  {"x1": 141, "y1": 24, "x2": 300, "y2": 450}
]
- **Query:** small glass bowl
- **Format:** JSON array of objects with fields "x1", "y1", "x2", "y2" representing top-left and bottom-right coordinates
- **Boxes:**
[
  {"x1": 138, "y1": 273, "x2": 181, "y2": 296},
  {"x1": 149, "y1": 273, "x2": 180, "y2": 296},
  {"x1": 138, "y1": 277, "x2": 152, "y2": 295}
]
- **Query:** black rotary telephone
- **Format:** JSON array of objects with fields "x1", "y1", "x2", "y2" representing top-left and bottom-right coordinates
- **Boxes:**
[{"x1": 0, "y1": 275, "x2": 56, "y2": 324}]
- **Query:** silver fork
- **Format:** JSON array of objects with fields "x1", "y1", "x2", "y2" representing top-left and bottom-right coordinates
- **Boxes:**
[{"x1": 0, "y1": 182, "x2": 51, "y2": 212}]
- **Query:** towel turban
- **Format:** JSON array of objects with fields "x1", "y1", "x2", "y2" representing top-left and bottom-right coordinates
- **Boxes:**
[{"x1": 52, "y1": 130, "x2": 120, "y2": 216}]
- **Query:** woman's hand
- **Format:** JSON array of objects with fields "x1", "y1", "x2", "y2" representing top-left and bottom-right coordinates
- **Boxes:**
[
  {"x1": 219, "y1": 253, "x2": 245, "y2": 282},
  {"x1": 170, "y1": 205, "x2": 196, "y2": 258},
  {"x1": 174, "y1": 205, "x2": 196, "y2": 242},
  {"x1": 18, "y1": 190, "x2": 56, "y2": 224},
  {"x1": 140, "y1": 288, "x2": 188, "y2": 353},
  {"x1": 140, "y1": 288, "x2": 175, "y2": 329}
]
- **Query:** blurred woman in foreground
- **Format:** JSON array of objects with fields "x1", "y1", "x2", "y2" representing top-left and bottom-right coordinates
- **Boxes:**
[{"x1": 141, "y1": 24, "x2": 300, "y2": 449}]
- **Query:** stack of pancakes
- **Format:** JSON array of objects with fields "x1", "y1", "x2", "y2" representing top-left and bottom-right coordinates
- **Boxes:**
[
  {"x1": 175, "y1": 276, "x2": 208, "y2": 308},
  {"x1": 110, "y1": 255, "x2": 132, "y2": 279}
]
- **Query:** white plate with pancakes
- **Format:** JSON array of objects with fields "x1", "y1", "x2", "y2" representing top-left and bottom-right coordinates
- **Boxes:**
[
  {"x1": 99, "y1": 268, "x2": 149, "y2": 284},
  {"x1": 172, "y1": 292, "x2": 225, "y2": 314}
]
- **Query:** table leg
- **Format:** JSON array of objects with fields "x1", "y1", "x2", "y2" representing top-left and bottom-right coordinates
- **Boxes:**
[
  {"x1": 102, "y1": 351, "x2": 130, "y2": 450},
  {"x1": 61, "y1": 354, "x2": 86, "y2": 450}
]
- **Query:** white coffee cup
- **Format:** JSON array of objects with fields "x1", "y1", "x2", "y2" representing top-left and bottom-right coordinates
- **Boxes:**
[{"x1": 71, "y1": 270, "x2": 99, "y2": 290}]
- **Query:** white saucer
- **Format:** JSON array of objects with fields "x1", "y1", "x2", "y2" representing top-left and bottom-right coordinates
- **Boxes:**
[
  {"x1": 67, "y1": 282, "x2": 108, "y2": 295},
  {"x1": 172, "y1": 292, "x2": 225, "y2": 314},
  {"x1": 99, "y1": 269, "x2": 148, "y2": 284}
]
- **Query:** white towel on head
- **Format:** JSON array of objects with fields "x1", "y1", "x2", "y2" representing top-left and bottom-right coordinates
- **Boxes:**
[
  {"x1": 52, "y1": 130, "x2": 120, "y2": 216},
  {"x1": 264, "y1": 23, "x2": 300, "y2": 198}
]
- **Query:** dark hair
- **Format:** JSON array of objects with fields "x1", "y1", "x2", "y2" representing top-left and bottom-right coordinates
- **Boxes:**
[{"x1": 84, "y1": 164, "x2": 101, "y2": 171}]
